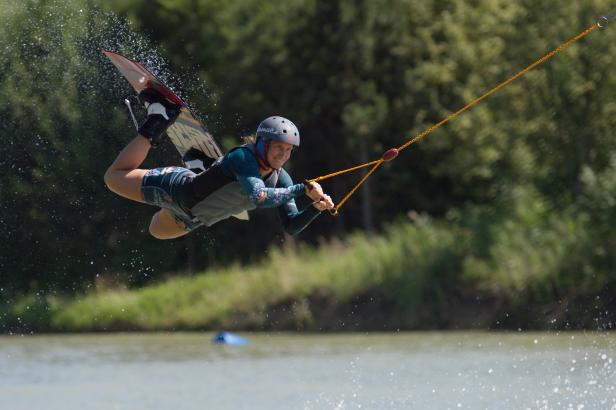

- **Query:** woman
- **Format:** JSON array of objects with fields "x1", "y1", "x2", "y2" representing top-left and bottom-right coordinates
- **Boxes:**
[{"x1": 104, "y1": 88, "x2": 334, "y2": 239}]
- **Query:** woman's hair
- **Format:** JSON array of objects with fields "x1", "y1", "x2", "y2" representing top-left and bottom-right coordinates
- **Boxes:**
[{"x1": 242, "y1": 134, "x2": 257, "y2": 144}]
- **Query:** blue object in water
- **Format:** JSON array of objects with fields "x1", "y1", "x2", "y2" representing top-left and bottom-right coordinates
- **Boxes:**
[{"x1": 212, "y1": 331, "x2": 248, "y2": 346}]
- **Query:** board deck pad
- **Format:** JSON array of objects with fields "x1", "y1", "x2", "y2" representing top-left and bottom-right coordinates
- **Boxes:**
[{"x1": 103, "y1": 49, "x2": 248, "y2": 221}]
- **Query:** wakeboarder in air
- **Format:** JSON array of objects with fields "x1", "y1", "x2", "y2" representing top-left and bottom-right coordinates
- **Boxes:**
[{"x1": 104, "y1": 87, "x2": 334, "y2": 239}]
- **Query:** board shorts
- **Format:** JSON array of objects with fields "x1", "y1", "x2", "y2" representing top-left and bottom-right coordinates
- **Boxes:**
[{"x1": 141, "y1": 167, "x2": 203, "y2": 232}]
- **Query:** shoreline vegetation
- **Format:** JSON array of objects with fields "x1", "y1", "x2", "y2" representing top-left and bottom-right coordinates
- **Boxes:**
[{"x1": 3, "y1": 205, "x2": 614, "y2": 334}]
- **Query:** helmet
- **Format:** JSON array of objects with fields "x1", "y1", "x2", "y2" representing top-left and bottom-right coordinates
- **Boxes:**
[{"x1": 256, "y1": 116, "x2": 300, "y2": 147}]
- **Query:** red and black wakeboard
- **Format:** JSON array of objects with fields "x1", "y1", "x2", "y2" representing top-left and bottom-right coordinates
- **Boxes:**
[
  {"x1": 102, "y1": 49, "x2": 223, "y2": 160},
  {"x1": 102, "y1": 49, "x2": 249, "y2": 221}
]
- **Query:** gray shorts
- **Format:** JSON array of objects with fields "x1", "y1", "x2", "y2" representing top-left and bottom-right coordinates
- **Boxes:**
[{"x1": 141, "y1": 167, "x2": 203, "y2": 232}]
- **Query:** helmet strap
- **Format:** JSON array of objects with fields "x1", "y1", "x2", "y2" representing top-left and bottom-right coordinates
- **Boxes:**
[{"x1": 255, "y1": 137, "x2": 273, "y2": 170}]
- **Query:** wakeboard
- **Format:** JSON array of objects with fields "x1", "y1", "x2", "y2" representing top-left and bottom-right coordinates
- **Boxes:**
[{"x1": 102, "y1": 49, "x2": 249, "y2": 221}]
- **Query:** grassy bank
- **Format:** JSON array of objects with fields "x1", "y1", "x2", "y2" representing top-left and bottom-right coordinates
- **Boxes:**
[
  {"x1": 4, "y1": 216, "x2": 464, "y2": 332},
  {"x1": 3, "y1": 197, "x2": 614, "y2": 333}
]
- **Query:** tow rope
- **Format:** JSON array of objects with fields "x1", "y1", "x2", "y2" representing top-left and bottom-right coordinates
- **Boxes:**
[{"x1": 309, "y1": 12, "x2": 615, "y2": 216}]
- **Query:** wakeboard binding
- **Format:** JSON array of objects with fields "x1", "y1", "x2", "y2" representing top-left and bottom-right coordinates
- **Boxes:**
[
  {"x1": 137, "y1": 87, "x2": 182, "y2": 147},
  {"x1": 182, "y1": 147, "x2": 216, "y2": 174}
]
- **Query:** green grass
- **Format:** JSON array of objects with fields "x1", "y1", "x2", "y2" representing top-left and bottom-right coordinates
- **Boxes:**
[
  {"x1": 38, "y1": 216, "x2": 464, "y2": 331},
  {"x1": 3, "y1": 202, "x2": 613, "y2": 332}
]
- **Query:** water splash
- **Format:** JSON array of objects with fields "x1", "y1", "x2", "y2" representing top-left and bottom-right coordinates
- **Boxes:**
[
  {"x1": 3, "y1": 0, "x2": 214, "y2": 126},
  {"x1": 0, "y1": 0, "x2": 221, "y2": 295}
]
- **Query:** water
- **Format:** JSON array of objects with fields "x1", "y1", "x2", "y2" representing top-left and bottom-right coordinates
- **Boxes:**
[{"x1": 0, "y1": 332, "x2": 615, "y2": 409}]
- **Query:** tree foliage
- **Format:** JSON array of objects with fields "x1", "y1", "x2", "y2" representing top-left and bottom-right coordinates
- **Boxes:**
[{"x1": 1, "y1": 0, "x2": 615, "y2": 297}]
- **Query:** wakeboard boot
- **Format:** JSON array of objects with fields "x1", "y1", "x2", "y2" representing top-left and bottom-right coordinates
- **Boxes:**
[{"x1": 137, "y1": 87, "x2": 182, "y2": 147}]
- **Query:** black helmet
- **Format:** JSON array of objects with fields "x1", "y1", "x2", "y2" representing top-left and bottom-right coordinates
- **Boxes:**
[{"x1": 256, "y1": 116, "x2": 300, "y2": 147}]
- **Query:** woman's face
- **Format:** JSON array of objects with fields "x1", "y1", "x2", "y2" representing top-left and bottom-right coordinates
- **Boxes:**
[{"x1": 266, "y1": 140, "x2": 294, "y2": 169}]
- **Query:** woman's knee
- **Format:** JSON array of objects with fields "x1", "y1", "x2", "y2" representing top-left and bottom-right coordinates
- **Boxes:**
[
  {"x1": 103, "y1": 167, "x2": 117, "y2": 191},
  {"x1": 148, "y1": 224, "x2": 168, "y2": 240},
  {"x1": 103, "y1": 167, "x2": 128, "y2": 196},
  {"x1": 149, "y1": 210, "x2": 187, "y2": 240},
  {"x1": 103, "y1": 168, "x2": 148, "y2": 202}
]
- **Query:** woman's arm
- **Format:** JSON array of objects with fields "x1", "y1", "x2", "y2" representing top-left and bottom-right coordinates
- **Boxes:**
[
  {"x1": 277, "y1": 200, "x2": 322, "y2": 235},
  {"x1": 226, "y1": 149, "x2": 307, "y2": 208},
  {"x1": 276, "y1": 169, "x2": 322, "y2": 235}
]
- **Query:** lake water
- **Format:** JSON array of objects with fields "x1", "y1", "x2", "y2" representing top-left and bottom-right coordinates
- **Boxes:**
[{"x1": 0, "y1": 331, "x2": 615, "y2": 409}]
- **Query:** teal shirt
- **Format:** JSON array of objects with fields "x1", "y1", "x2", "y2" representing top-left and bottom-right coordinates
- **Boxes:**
[
  {"x1": 222, "y1": 148, "x2": 305, "y2": 208},
  {"x1": 221, "y1": 147, "x2": 322, "y2": 235}
]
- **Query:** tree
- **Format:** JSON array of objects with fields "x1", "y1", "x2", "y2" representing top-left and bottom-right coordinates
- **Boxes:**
[{"x1": 0, "y1": 0, "x2": 194, "y2": 293}]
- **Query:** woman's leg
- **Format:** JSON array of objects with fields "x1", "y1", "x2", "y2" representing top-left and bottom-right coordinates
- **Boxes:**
[
  {"x1": 104, "y1": 135, "x2": 151, "y2": 202},
  {"x1": 149, "y1": 209, "x2": 189, "y2": 239},
  {"x1": 105, "y1": 136, "x2": 191, "y2": 240}
]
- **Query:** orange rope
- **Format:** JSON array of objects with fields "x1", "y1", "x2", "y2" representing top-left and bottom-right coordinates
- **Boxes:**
[
  {"x1": 396, "y1": 23, "x2": 598, "y2": 154},
  {"x1": 309, "y1": 22, "x2": 600, "y2": 215},
  {"x1": 332, "y1": 160, "x2": 383, "y2": 215},
  {"x1": 310, "y1": 159, "x2": 382, "y2": 183}
]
